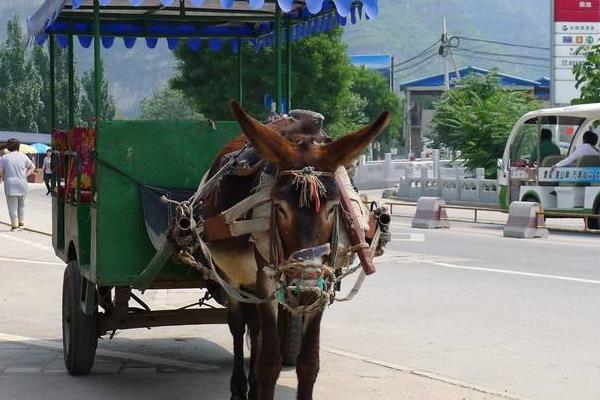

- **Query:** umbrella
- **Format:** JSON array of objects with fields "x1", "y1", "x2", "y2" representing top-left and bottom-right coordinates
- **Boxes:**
[
  {"x1": 2, "y1": 144, "x2": 37, "y2": 154},
  {"x1": 18, "y1": 144, "x2": 37, "y2": 154},
  {"x1": 31, "y1": 142, "x2": 51, "y2": 154}
]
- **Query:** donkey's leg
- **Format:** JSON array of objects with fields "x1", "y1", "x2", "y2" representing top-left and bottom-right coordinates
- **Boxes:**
[
  {"x1": 253, "y1": 266, "x2": 282, "y2": 400},
  {"x1": 228, "y1": 299, "x2": 248, "y2": 400},
  {"x1": 243, "y1": 303, "x2": 259, "y2": 400},
  {"x1": 255, "y1": 300, "x2": 281, "y2": 400},
  {"x1": 296, "y1": 310, "x2": 324, "y2": 400}
]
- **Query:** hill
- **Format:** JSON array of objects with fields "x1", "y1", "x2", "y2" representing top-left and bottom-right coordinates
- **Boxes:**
[
  {"x1": 344, "y1": 0, "x2": 550, "y2": 85},
  {"x1": 2, "y1": 0, "x2": 550, "y2": 116}
]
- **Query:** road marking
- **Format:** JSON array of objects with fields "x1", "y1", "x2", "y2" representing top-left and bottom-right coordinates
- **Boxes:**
[
  {"x1": 0, "y1": 333, "x2": 219, "y2": 372},
  {"x1": 390, "y1": 233, "x2": 425, "y2": 242},
  {"x1": 390, "y1": 221, "x2": 600, "y2": 249},
  {"x1": 0, "y1": 256, "x2": 63, "y2": 266},
  {"x1": 323, "y1": 346, "x2": 533, "y2": 400},
  {"x1": 0, "y1": 232, "x2": 53, "y2": 252},
  {"x1": 416, "y1": 259, "x2": 600, "y2": 285}
]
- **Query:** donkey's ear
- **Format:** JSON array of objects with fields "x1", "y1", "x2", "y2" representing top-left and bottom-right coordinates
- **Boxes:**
[
  {"x1": 320, "y1": 112, "x2": 391, "y2": 168},
  {"x1": 229, "y1": 100, "x2": 296, "y2": 164}
]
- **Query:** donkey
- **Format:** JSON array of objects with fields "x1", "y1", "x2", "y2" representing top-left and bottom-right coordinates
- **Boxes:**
[{"x1": 202, "y1": 100, "x2": 390, "y2": 400}]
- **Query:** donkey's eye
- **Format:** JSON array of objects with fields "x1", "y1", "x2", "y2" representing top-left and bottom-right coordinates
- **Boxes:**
[
  {"x1": 327, "y1": 206, "x2": 337, "y2": 216},
  {"x1": 276, "y1": 204, "x2": 288, "y2": 218}
]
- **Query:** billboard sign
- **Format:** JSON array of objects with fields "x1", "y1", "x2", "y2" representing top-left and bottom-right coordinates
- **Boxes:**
[
  {"x1": 552, "y1": 0, "x2": 600, "y2": 104},
  {"x1": 350, "y1": 54, "x2": 393, "y2": 90}
]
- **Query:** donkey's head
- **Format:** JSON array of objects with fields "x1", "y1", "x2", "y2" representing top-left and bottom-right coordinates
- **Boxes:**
[{"x1": 230, "y1": 101, "x2": 390, "y2": 266}]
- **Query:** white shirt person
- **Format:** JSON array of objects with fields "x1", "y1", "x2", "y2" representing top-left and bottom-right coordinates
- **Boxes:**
[{"x1": 553, "y1": 131, "x2": 600, "y2": 169}]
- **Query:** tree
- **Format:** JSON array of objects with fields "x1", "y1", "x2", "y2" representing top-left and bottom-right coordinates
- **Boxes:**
[
  {"x1": 0, "y1": 16, "x2": 43, "y2": 132},
  {"x1": 32, "y1": 45, "x2": 83, "y2": 132},
  {"x1": 432, "y1": 73, "x2": 541, "y2": 177},
  {"x1": 80, "y1": 59, "x2": 116, "y2": 124},
  {"x1": 139, "y1": 87, "x2": 203, "y2": 120},
  {"x1": 350, "y1": 66, "x2": 403, "y2": 150},
  {"x1": 572, "y1": 45, "x2": 600, "y2": 104},
  {"x1": 172, "y1": 29, "x2": 355, "y2": 133}
]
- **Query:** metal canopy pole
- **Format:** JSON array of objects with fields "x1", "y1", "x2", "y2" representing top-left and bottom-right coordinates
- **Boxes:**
[
  {"x1": 68, "y1": 34, "x2": 75, "y2": 129},
  {"x1": 93, "y1": 0, "x2": 102, "y2": 121},
  {"x1": 49, "y1": 34, "x2": 56, "y2": 130},
  {"x1": 275, "y1": 4, "x2": 282, "y2": 113},
  {"x1": 285, "y1": 18, "x2": 292, "y2": 112},
  {"x1": 237, "y1": 38, "x2": 243, "y2": 105}
]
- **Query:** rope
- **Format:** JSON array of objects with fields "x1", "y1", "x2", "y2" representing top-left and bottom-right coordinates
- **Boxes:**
[
  {"x1": 167, "y1": 158, "x2": 381, "y2": 315},
  {"x1": 280, "y1": 167, "x2": 334, "y2": 212}
]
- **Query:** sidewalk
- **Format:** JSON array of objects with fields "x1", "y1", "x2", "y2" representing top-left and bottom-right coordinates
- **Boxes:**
[{"x1": 0, "y1": 183, "x2": 52, "y2": 234}]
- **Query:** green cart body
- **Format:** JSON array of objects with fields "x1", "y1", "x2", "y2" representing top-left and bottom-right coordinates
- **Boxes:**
[{"x1": 53, "y1": 120, "x2": 239, "y2": 288}]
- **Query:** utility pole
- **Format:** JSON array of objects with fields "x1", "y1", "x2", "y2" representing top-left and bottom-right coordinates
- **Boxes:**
[
  {"x1": 441, "y1": 18, "x2": 450, "y2": 90},
  {"x1": 439, "y1": 18, "x2": 461, "y2": 90}
]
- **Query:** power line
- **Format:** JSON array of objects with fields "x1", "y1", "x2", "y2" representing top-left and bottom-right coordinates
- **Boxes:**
[
  {"x1": 395, "y1": 61, "x2": 437, "y2": 80},
  {"x1": 458, "y1": 48, "x2": 550, "y2": 62},
  {"x1": 454, "y1": 52, "x2": 549, "y2": 69},
  {"x1": 392, "y1": 40, "x2": 440, "y2": 68},
  {"x1": 393, "y1": 52, "x2": 438, "y2": 74},
  {"x1": 455, "y1": 36, "x2": 549, "y2": 51}
]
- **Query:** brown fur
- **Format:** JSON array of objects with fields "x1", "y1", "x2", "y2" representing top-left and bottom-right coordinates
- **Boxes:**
[{"x1": 204, "y1": 101, "x2": 390, "y2": 400}]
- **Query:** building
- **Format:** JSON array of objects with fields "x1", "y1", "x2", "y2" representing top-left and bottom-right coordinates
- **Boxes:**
[
  {"x1": 399, "y1": 66, "x2": 550, "y2": 156},
  {"x1": 0, "y1": 131, "x2": 51, "y2": 147}
]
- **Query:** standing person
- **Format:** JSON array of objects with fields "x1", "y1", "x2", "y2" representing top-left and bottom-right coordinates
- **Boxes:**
[
  {"x1": 0, "y1": 139, "x2": 35, "y2": 231},
  {"x1": 42, "y1": 149, "x2": 53, "y2": 195}
]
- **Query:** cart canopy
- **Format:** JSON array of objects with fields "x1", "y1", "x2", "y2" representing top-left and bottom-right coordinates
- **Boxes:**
[{"x1": 27, "y1": 0, "x2": 378, "y2": 51}]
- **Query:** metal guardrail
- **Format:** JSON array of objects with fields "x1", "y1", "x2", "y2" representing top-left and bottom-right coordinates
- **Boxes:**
[
  {"x1": 441, "y1": 205, "x2": 504, "y2": 224},
  {"x1": 537, "y1": 211, "x2": 600, "y2": 233},
  {"x1": 375, "y1": 200, "x2": 600, "y2": 233}
]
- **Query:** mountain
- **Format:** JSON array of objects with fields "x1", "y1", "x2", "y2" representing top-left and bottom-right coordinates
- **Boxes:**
[
  {"x1": 344, "y1": 0, "x2": 550, "y2": 85},
  {"x1": 2, "y1": 0, "x2": 550, "y2": 116}
]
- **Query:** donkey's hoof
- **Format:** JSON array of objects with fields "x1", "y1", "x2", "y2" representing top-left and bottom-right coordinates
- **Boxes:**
[{"x1": 231, "y1": 396, "x2": 247, "y2": 400}]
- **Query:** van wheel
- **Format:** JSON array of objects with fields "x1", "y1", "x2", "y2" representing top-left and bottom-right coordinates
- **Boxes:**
[
  {"x1": 521, "y1": 195, "x2": 539, "y2": 204},
  {"x1": 587, "y1": 204, "x2": 600, "y2": 230},
  {"x1": 522, "y1": 195, "x2": 546, "y2": 222}
]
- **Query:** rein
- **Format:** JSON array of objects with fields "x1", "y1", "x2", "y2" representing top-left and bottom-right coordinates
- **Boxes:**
[{"x1": 169, "y1": 159, "x2": 378, "y2": 315}]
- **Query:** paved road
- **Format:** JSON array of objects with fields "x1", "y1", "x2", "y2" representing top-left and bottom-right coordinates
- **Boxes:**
[{"x1": 0, "y1": 184, "x2": 599, "y2": 399}]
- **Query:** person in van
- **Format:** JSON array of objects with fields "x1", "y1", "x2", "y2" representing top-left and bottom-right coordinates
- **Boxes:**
[
  {"x1": 552, "y1": 130, "x2": 599, "y2": 169},
  {"x1": 530, "y1": 128, "x2": 561, "y2": 165}
]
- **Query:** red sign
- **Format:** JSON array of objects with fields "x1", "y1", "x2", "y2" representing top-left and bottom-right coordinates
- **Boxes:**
[{"x1": 555, "y1": 0, "x2": 600, "y2": 22}]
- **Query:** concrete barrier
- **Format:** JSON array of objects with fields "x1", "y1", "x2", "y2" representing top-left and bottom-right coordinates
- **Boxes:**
[
  {"x1": 503, "y1": 202, "x2": 549, "y2": 239},
  {"x1": 412, "y1": 197, "x2": 450, "y2": 229}
]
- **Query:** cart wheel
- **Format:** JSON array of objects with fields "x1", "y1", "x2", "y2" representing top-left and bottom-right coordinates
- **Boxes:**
[
  {"x1": 62, "y1": 261, "x2": 98, "y2": 375},
  {"x1": 279, "y1": 306, "x2": 303, "y2": 367}
]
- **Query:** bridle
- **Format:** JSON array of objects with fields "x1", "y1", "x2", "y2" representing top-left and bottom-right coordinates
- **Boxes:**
[
  {"x1": 265, "y1": 166, "x2": 340, "y2": 315},
  {"x1": 168, "y1": 159, "x2": 375, "y2": 315}
]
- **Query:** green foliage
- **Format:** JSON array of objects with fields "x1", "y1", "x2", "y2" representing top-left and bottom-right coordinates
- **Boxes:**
[
  {"x1": 0, "y1": 16, "x2": 43, "y2": 132},
  {"x1": 139, "y1": 87, "x2": 203, "y2": 120},
  {"x1": 32, "y1": 45, "x2": 85, "y2": 131},
  {"x1": 172, "y1": 29, "x2": 356, "y2": 133},
  {"x1": 572, "y1": 45, "x2": 600, "y2": 105},
  {"x1": 80, "y1": 59, "x2": 117, "y2": 124},
  {"x1": 432, "y1": 73, "x2": 541, "y2": 177},
  {"x1": 0, "y1": 17, "x2": 116, "y2": 132},
  {"x1": 350, "y1": 66, "x2": 402, "y2": 147},
  {"x1": 172, "y1": 29, "x2": 400, "y2": 145}
]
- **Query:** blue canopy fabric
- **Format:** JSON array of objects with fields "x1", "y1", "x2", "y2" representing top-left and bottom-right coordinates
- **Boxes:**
[
  {"x1": 27, "y1": 0, "x2": 377, "y2": 52},
  {"x1": 31, "y1": 143, "x2": 51, "y2": 154}
]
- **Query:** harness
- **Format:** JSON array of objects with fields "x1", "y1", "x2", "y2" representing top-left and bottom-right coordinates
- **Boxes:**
[{"x1": 167, "y1": 150, "x2": 389, "y2": 315}]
